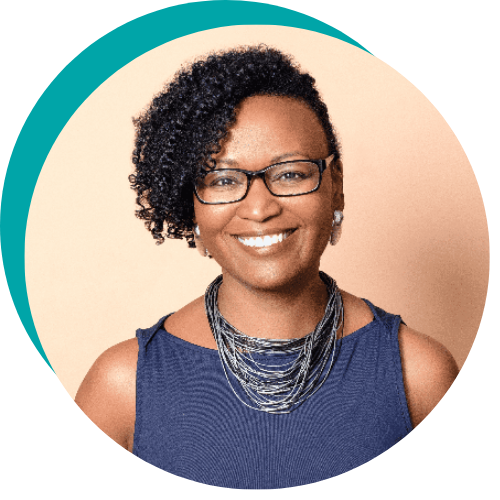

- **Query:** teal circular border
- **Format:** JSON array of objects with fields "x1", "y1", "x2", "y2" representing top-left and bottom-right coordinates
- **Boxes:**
[{"x1": 0, "y1": 0, "x2": 370, "y2": 370}]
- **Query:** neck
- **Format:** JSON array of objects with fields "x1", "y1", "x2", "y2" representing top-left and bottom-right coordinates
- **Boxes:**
[{"x1": 216, "y1": 270, "x2": 330, "y2": 340}]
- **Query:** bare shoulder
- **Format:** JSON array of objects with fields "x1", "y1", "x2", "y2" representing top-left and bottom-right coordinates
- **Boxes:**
[
  {"x1": 339, "y1": 289, "x2": 376, "y2": 336},
  {"x1": 398, "y1": 324, "x2": 459, "y2": 427},
  {"x1": 165, "y1": 296, "x2": 216, "y2": 349},
  {"x1": 75, "y1": 338, "x2": 138, "y2": 451}
]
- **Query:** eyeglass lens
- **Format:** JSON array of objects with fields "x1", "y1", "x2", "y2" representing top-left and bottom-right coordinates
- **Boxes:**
[{"x1": 196, "y1": 161, "x2": 321, "y2": 204}]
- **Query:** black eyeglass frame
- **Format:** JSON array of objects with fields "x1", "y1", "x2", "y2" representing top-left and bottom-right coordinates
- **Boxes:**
[{"x1": 194, "y1": 155, "x2": 333, "y2": 205}]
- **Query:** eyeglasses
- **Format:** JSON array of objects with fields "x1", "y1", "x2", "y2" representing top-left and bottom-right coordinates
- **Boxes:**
[{"x1": 194, "y1": 156, "x2": 332, "y2": 205}]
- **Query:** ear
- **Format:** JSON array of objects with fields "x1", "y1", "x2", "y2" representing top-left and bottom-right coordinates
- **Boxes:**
[
  {"x1": 192, "y1": 221, "x2": 212, "y2": 258},
  {"x1": 330, "y1": 159, "x2": 344, "y2": 212}
]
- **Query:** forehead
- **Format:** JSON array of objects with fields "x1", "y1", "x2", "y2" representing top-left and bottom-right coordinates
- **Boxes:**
[{"x1": 214, "y1": 96, "x2": 329, "y2": 165}]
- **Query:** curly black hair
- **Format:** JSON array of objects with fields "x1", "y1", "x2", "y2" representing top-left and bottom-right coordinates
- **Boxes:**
[{"x1": 129, "y1": 45, "x2": 340, "y2": 246}]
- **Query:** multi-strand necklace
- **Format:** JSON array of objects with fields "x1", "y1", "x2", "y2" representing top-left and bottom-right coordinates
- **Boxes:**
[{"x1": 204, "y1": 271, "x2": 344, "y2": 414}]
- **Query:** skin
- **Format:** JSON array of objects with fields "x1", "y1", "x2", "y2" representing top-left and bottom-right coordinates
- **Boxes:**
[
  {"x1": 75, "y1": 96, "x2": 459, "y2": 452},
  {"x1": 193, "y1": 96, "x2": 343, "y2": 339}
]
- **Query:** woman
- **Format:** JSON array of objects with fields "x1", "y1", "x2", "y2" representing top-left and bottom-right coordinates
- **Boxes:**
[{"x1": 76, "y1": 46, "x2": 459, "y2": 488}]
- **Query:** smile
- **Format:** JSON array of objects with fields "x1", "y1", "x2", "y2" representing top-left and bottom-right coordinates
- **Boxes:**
[{"x1": 237, "y1": 230, "x2": 294, "y2": 248}]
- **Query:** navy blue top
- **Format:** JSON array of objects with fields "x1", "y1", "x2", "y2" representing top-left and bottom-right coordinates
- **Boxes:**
[{"x1": 133, "y1": 300, "x2": 413, "y2": 489}]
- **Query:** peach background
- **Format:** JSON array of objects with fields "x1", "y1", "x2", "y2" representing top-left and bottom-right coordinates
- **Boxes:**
[{"x1": 25, "y1": 26, "x2": 488, "y2": 399}]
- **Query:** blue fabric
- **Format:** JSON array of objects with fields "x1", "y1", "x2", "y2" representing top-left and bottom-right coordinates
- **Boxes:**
[{"x1": 133, "y1": 300, "x2": 413, "y2": 488}]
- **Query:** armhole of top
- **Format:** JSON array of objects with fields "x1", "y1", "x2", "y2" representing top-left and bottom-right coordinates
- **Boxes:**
[
  {"x1": 363, "y1": 301, "x2": 413, "y2": 433},
  {"x1": 390, "y1": 316, "x2": 414, "y2": 433},
  {"x1": 132, "y1": 328, "x2": 145, "y2": 456},
  {"x1": 132, "y1": 317, "x2": 168, "y2": 456}
]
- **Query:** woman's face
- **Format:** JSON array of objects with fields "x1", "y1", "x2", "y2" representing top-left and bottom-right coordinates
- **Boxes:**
[{"x1": 194, "y1": 95, "x2": 343, "y2": 292}]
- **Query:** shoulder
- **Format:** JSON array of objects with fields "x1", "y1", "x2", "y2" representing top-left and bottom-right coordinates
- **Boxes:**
[
  {"x1": 75, "y1": 338, "x2": 138, "y2": 451},
  {"x1": 165, "y1": 296, "x2": 217, "y2": 349},
  {"x1": 398, "y1": 323, "x2": 459, "y2": 427},
  {"x1": 77, "y1": 338, "x2": 139, "y2": 388},
  {"x1": 339, "y1": 289, "x2": 375, "y2": 336}
]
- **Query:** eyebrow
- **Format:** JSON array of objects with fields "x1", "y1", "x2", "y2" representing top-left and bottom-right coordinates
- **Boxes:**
[{"x1": 215, "y1": 151, "x2": 306, "y2": 167}]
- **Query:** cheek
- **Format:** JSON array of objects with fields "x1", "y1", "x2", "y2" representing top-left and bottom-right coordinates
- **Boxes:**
[
  {"x1": 286, "y1": 197, "x2": 332, "y2": 250},
  {"x1": 194, "y1": 202, "x2": 235, "y2": 240},
  {"x1": 306, "y1": 188, "x2": 335, "y2": 229}
]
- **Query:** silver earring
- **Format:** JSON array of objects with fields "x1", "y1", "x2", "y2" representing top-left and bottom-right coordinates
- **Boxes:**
[
  {"x1": 329, "y1": 210, "x2": 344, "y2": 246},
  {"x1": 193, "y1": 225, "x2": 212, "y2": 258}
]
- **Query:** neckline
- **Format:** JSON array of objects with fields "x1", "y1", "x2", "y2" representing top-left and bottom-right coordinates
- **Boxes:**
[{"x1": 158, "y1": 298, "x2": 380, "y2": 356}]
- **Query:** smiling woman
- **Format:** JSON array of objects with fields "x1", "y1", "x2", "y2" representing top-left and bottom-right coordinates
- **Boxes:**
[
  {"x1": 74, "y1": 45, "x2": 459, "y2": 488},
  {"x1": 193, "y1": 96, "x2": 341, "y2": 295}
]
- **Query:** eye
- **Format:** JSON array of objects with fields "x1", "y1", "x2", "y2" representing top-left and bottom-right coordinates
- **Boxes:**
[
  {"x1": 211, "y1": 177, "x2": 236, "y2": 187},
  {"x1": 203, "y1": 171, "x2": 245, "y2": 189},
  {"x1": 270, "y1": 162, "x2": 316, "y2": 184},
  {"x1": 278, "y1": 171, "x2": 307, "y2": 181}
]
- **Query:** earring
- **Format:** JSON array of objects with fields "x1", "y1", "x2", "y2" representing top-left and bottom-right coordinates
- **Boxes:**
[
  {"x1": 193, "y1": 225, "x2": 212, "y2": 258},
  {"x1": 329, "y1": 210, "x2": 344, "y2": 246}
]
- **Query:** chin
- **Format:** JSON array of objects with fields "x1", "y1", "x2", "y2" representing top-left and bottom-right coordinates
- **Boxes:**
[{"x1": 224, "y1": 260, "x2": 317, "y2": 293}]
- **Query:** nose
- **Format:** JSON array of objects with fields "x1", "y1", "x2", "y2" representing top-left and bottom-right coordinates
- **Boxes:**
[{"x1": 235, "y1": 177, "x2": 282, "y2": 222}]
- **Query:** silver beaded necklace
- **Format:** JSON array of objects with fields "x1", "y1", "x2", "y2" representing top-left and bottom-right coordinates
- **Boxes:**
[{"x1": 204, "y1": 271, "x2": 344, "y2": 414}]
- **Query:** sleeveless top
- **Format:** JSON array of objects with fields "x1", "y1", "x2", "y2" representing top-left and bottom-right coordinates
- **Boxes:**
[{"x1": 133, "y1": 300, "x2": 413, "y2": 489}]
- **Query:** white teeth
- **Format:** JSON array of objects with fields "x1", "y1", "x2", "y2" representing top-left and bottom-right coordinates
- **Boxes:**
[{"x1": 237, "y1": 231, "x2": 291, "y2": 248}]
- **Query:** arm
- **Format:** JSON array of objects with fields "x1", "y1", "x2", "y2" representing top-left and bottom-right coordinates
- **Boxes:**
[
  {"x1": 75, "y1": 338, "x2": 138, "y2": 451},
  {"x1": 398, "y1": 324, "x2": 459, "y2": 428}
]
